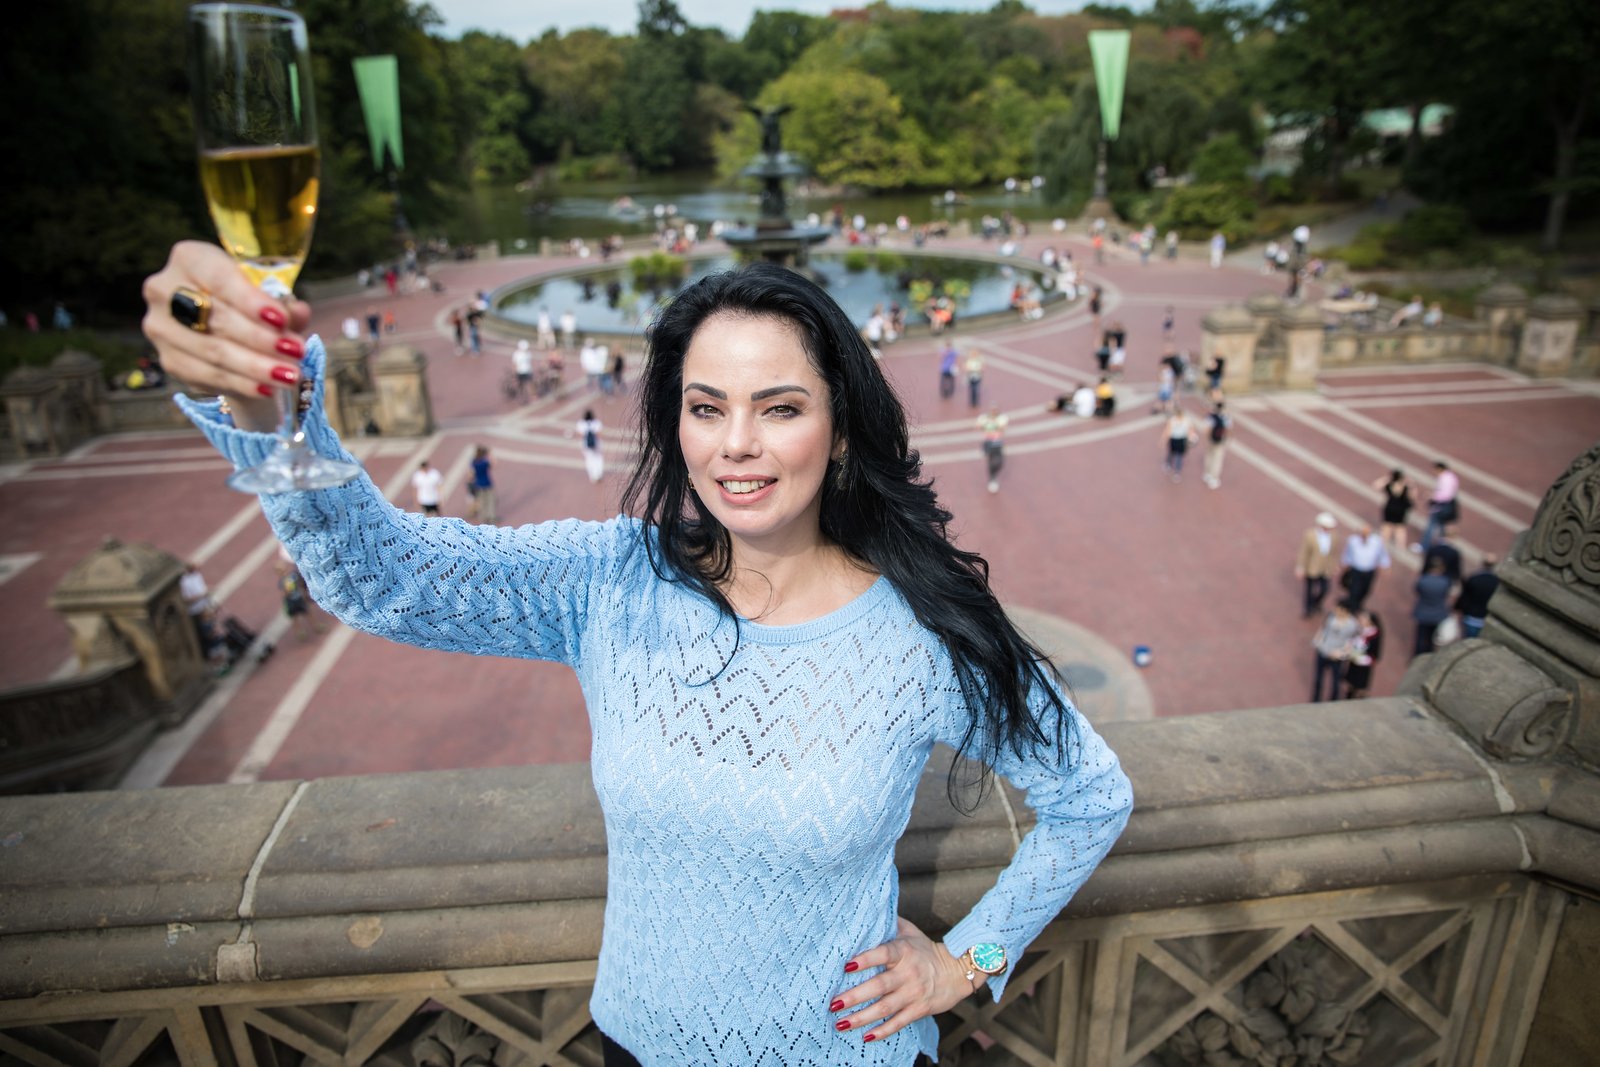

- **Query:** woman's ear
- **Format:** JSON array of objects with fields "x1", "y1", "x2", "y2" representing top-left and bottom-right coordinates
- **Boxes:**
[{"x1": 831, "y1": 438, "x2": 848, "y2": 462}]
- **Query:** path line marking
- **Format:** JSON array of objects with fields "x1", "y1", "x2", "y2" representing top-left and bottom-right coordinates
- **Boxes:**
[
  {"x1": 227, "y1": 625, "x2": 358, "y2": 783},
  {"x1": 1319, "y1": 378, "x2": 1550, "y2": 398},
  {"x1": 1340, "y1": 388, "x2": 1576, "y2": 410},
  {"x1": 1315, "y1": 361, "x2": 1512, "y2": 379},
  {"x1": 1247, "y1": 403, "x2": 1530, "y2": 536},
  {"x1": 1324, "y1": 405, "x2": 1545, "y2": 510}
]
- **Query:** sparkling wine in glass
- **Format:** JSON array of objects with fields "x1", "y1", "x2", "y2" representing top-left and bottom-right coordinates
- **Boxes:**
[{"x1": 189, "y1": 3, "x2": 360, "y2": 492}]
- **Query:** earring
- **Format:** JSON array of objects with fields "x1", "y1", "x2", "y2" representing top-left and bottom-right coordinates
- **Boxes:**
[
  {"x1": 687, "y1": 475, "x2": 695, "y2": 491},
  {"x1": 832, "y1": 451, "x2": 849, "y2": 491}
]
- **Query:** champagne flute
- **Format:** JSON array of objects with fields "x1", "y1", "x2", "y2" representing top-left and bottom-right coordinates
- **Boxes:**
[{"x1": 189, "y1": 2, "x2": 360, "y2": 492}]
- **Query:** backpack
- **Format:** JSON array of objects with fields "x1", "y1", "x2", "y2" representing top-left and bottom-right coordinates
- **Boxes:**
[
  {"x1": 1210, "y1": 413, "x2": 1230, "y2": 443},
  {"x1": 583, "y1": 425, "x2": 598, "y2": 450}
]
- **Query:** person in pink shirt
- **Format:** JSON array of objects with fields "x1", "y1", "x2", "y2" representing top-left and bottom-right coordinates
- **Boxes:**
[{"x1": 1419, "y1": 460, "x2": 1460, "y2": 552}]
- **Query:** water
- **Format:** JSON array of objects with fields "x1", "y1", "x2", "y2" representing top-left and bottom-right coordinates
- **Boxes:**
[
  {"x1": 495, "y1": 252, "x2": 1056, "y2": 334},
  {"x1": 447, "y1": 172, "x2": 1064, "y2": 249}
]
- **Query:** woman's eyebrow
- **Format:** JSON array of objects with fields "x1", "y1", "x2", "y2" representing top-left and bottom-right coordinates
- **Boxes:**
[{"x1": 682, "y1": 383, "x2": 812, "y2": 401}]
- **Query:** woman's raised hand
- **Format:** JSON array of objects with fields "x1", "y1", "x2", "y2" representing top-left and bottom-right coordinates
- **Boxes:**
[
  {"x1": 830, "y1": 917, "x2": 980, "y2": 1045},
  {"x1": 141, "y1": 240, "x2": 311, "y2": 432}
]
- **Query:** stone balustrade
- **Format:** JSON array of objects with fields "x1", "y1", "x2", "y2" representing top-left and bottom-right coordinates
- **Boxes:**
[{"x1": 2, "y1": 440, "x2": 1598, "y2": 1065}]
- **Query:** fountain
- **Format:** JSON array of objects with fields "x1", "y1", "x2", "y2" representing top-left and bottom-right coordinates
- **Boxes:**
[{"x1": 719, "y1": 105, "x2": 831, "y2": 267}]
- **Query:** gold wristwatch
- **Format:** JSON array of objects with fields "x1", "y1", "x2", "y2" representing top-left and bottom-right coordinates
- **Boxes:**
[{"x1": 957, "y1": 942, "x2": 1008, "y2": 984}]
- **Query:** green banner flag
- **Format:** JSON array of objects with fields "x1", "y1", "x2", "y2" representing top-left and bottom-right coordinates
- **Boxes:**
[
  {"x1": 353, "y1": 55, "x2": 404, "y2": 171},
  {"x1": 1088, "y1": 29, "x2": 1130, "y2": 142}
]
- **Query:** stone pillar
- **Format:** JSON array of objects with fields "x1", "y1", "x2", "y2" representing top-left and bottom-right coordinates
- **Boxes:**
[
  {"x1": 322, "y1": 337, "x2": 375, "y2": 439},
  {"x1": 49, "y1": 349, "x2": 105, "y2": 452},
  {"x1": 1, "y1": 366, "x2": 60, "y2": 456},
  {"x1": 1245, "y1": 293, "x2": 1285, "y2": 346},
  {"x1": 47, "y1": 539, "x2": 210, "y2": 726},
  {"x1": 1474, "y1": 281, "x2": 1528, "y2": 364},
  {"x1": 1516, "y1": 294, "x2": 1584, "y2": 378},
  {"x1": 373, "y1": 345, "x2": 435, "y2": 437},
  {"x1": 1200, "y1": 304, "x2": 1259, "y2": 394},
  {"x1": 1278, "y1": 303, "x2": 1326, "y2": 391}
]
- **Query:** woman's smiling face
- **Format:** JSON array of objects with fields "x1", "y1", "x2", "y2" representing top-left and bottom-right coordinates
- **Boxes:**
[{"x1": 679, "y1": 312, "x2": 840, "y2": 557}]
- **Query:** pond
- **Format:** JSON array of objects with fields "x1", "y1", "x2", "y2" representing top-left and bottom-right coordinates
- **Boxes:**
[
  {"x1": 494, "y1": 252, "x2": 1058, "y2": 335},
  {"x1": 448, "y1": 172, "x2": 1065, "y2": 249}
]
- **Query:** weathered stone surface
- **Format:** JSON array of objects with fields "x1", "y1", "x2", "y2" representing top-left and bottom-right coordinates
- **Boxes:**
[
  {"x1": 1521, "y1": 896, "x2": 1600, "y2": 1066},
  {"x1": 0, "y1": 781, "x2": 300, "y2": 935}
]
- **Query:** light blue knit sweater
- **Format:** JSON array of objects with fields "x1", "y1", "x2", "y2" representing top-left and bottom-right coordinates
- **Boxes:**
[{"x1": 179, "y1": 340, "x2": 1132, "y2": 1066}]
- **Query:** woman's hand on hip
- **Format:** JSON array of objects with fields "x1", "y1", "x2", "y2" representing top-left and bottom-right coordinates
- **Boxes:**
[
  {"x1": 830, "y1": 917, "x2": 979, "y2": 1044},
  {"x1": 141, "y1": 241, "x2": 312, "y2": 432}
]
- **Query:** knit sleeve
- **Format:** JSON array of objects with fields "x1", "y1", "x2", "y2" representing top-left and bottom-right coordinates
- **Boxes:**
[
  {"x1": 938, "y1": 680, "x2": 1132, "y2": 1001},
  {"x1": 173, "y1": 337, "x2": 627, "y2": 666}
]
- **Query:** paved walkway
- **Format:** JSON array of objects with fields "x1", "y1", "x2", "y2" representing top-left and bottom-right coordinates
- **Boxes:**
[{"x1": 2, "y1": 230, "x2": 1594, "y2": 788}]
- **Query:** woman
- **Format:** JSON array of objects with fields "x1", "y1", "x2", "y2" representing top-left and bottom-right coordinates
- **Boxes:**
[
  {"x1": 142, "y1": 247, "x2": 1131, "y2": 1066},
  {"x1": 976, "y1": 406, "x2": 1008, "y2": 494},
  {"x1": 1412, "y1": 558, "x2": 1454, "y2": 658},
  {"x1": 1161, "y1": 408, "x2": 1198, "y2": 482},
  {"x1": 1373, "y1": 469, "x2": 1413, "y2": 552},
  {"x1": 1343, "y1": 609, "x2": 1383, "y2": 700},
  {"x1": 574, "y1": 408, "x2": 605, "y2": 484}
]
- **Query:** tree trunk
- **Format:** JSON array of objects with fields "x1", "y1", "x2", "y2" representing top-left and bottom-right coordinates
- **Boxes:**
[
  {"x1": 1541, "y1": 102, "x2": 1584, "y2": 253},
  {"x1": 1403, "y1": 102, "x2": 1424, "y2": 175}
]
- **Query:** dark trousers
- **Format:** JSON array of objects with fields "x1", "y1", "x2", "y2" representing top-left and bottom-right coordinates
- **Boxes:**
[
  {"x1": 1311, "y1": 653, "x2": 1345, "y2": 702},
  {"x1": 1344, "y1": 568, "x2": 1375, "y2": 609},
  {"x1": 984, "y1": 440, "x2": 1005, "y2": 480},
  {"x1": 940, "y1": 370, "x2": 955, "y2": 398},
  {"x1": 1303, "y1": 575, "x2": 1329, "y2": 617},
  {"x1": 968, "y1": 376, "x2": 982, "y2": 407},
  {"x1": 1413, "y1": 621, "x2": 1440, "y2": 658}
]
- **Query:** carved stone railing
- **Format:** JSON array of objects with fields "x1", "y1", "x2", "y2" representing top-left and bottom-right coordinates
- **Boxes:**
[{"x1": 3, "y1": 442, "x2": 1597, "y2": 1066}]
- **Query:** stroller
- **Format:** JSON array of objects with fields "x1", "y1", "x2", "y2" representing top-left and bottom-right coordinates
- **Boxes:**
[{"x1": 201, "y1": 613, "x2": 273, "y2": 669}]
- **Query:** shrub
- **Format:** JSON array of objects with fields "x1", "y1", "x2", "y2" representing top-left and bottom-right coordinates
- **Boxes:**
[
  {"x1": 1392, "y1": 204, "x2": 1474, "y2": 253},
  {"x1": 1192, "y1": 133, "x2": 1253, "y2": 187},
  {"x1": 872, "y1": 251, "x2": 907, "y2": 274},
  {"x1": 1156, "y1": 183, "x2": 1256, "y2": 242},
  {"x1": 1259, "y1": 173, "x2": 1295, "y2": 204},
  {"x1": 628, "y1": 252, "x2": 687, "y2": 289},
  {"x1": 842, "y1": 250, "x2": 871, "y2": 273}
]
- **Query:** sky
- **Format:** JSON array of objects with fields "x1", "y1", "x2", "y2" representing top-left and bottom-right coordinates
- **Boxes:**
[{"x1": 428, "y1": 1, "x2": 1144, "y2": 42}]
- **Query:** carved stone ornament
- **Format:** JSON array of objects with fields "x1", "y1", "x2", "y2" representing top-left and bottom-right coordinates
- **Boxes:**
[{"x1": 1524, "y1": 441, "x2": 1600, "y2": 589}]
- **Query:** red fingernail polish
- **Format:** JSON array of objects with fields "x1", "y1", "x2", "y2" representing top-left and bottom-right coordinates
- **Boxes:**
[
  {"x1": 863, "y1": 1033, "x2": 877, "y2": 1043},
  {"x1": 257, "y1": 384, "x2": 274, "y2": 398},
  {"x1": 259, "y1": 306, "x2": 286, "y2": 329},
  {"x1": 829, "y1": 1000, "x2": 844, "y2": 1013},
  {"x1": 276, "y1": 337, "x2": 304, "y2": 359},
  {"x1": 834, "y1": 1020, "x2": 850, "y2": 1032},
  {"x1": 270, "y1": 365, "x2": 299, "y2": 385},
  {"x1": 844, "y1": 961, "x2": 859, "y2": 973}
]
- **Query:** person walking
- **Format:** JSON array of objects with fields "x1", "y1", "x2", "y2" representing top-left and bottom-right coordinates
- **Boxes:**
[
  {"x1": 145, "y1": 248, "x2": 1131, "y2": 1067},
  {"x1": 1202, "y1": 401, "x2": 1230, "y2": 489},
  {"x1": 574, "y1": 409, "x2": 605, "y2": 484},
  {"x1": 1339, "y1": 524, "x2": 1391, "y2": 610},
  {"x1": 1343, "y1": 609, "x2": 1383, "y2": 700},
  {"x1": 938, "y1": 341, "x2": 958, "y2": 400},
  {"x1": 1310, "y1": 599, "x2": 1360, "y2": 702},
  {"x1": 1412, "y1": 558, "x2": 1454, "y2": 657},
  {"x1": 964, "y1": 350, "x2": 985, "y2": 408},
  {"x1": 1455, "y1": 555, "x2": 1500, "y2": 638},
  {"x1": 1418, "y1": 461, "x2": 1460, "y2": 552},
  {"x1": 449, "y1": 308, "x2": 465, "y2": 355},
  {"x1": 511, "y1": 340, "x2": 536, "y2": 403},
  {"x1": 537, "y1": 306, "x2": 556, "y2": 350},
  {"x1": 466, "y1": 445, "x2": 496, "y2": 524},
  {"x1": 1209, "y1": 231, "x2": 1226, "y2": 269},
  {"x1": 1295, "y1": 513, "x2": 1339, "y2": 618},
  {"x1": 411, "y1": 459, "x2": 443, "y2": 517},
  {"x1": 276, "y1": 558, "x2": 328, "y2": 641},
  {"x1": 977, "y1": 407, "x2": 1008, "y2": 494},
  {"x1": 1161, "y1": 408, "x2": 1198, "y2": 483},
  {"x1": 559, "y1": 308, "x2": 577, "y2": 350},
  {"x1": 1373, "y1": 469, "x2": 1414, "y2": 553}
]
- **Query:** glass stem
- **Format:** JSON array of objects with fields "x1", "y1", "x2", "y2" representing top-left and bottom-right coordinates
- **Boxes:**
[{"x1": 275, "y1": 380, "x2": 301, "y2": 445}]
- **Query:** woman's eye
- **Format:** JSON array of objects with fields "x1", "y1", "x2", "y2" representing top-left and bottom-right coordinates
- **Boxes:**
[
  {"x1": 765, "y1": 404, "x2": 799, "y2": 418},
  {"x1": 688, "y1": 403, "x2": 720, "y2": 419}
]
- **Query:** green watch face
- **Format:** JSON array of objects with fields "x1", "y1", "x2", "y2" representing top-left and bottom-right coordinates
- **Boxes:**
[{"x1": 970, "y1": 943, "x2": 1007, "y2": 973}]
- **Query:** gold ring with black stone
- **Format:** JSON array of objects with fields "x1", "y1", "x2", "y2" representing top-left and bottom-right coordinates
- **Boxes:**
[{"x1": 171, "y1": 287, "x2": 212, "y2": 333}]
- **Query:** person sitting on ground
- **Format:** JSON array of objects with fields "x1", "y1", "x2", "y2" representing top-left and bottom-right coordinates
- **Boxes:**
[
  {"x1": 1094, "y1": 376, "x2": 1116, "y2": 418},
  {"x1": 1390, "y1": 294, "x2": 1425, "y2": 328}
]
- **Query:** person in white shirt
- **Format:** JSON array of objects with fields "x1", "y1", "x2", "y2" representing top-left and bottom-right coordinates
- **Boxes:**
[
  {"x1": 1210, "y1": 231, "x2": 1226, "y2": 268},
  {"x1": 1339, "y1": 524, "x2": 1392, "y2": 609},
  {"x1": 580, "y1": 339, "x2": 608, "y2": 392},
  {"x1": 341, "y1": 316, "x2": 360, "y2": 341},
  {"x1": 1390, "y1": 295, "x2": 1425, "y2": 328},
  {"x1": 411, "y1": 459, "x2": 444, "y2": 517},
  {"x1": 573, "y1": 410, "x2": 604, "y2": 483},
  {"x1": 1292, "y1": 224, "x2": 1311, "y2": 257},
  {"x1": 559, "y1": 309, "x2": 577, "y2": 349},
  {"x1": 536, "y1": 307, "x2": 556, "y2": 350},
  {"x1": 512, "y1": 340, "x2": 536, "y2": 403}
]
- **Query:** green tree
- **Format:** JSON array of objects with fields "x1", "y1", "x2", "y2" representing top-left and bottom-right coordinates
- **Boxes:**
[
  {"x1": 444, "y1": 31, "x2": 534, "y2": 182},
  {"x1": 718, "y1": 69, "x2": 927, "y2": 191},
  {"x1": 523, "y1": 29, "x2": 627, "y2": 161},
  {"x1": 1191, "y1": 132, "x2": 1252, "y2": 185}
]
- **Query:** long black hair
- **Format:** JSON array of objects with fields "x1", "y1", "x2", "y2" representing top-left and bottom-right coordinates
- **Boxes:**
[{"x1": 620, "y1": 263, "x2": 1072, "y2": 802}]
